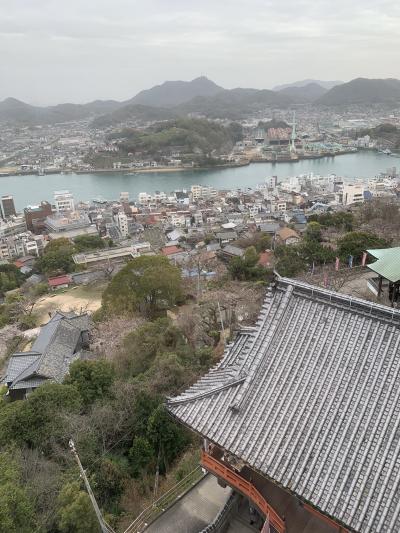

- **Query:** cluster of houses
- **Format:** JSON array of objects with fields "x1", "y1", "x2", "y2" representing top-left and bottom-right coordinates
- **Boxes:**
[{"x1": 1, "y1": 168, "x2": 400, "y2": 294}]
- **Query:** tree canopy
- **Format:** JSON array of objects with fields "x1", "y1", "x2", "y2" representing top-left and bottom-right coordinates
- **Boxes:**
[
  {"x1": 0, "y1": 383, "x2": 81, "y2": 449},
  {"x1": 36, "y1": 238, "x2": 76, "y2": 277},
  {"x1": 308, "y1": 211, "x2": 354, "y2": 231},
  {"x1": 102, "y1": 255, "x2": 183, "y2": 316},
  {"x1": 65, "y1": 360, "x2": 115, "y2": 406},
  {"x1": 0, "y1": 264, "x2": 25, "y2": 296},
  {"x1": 337, "y1": 231, "x2": 389, "y2": 261},
  {"x1": 56, "y1": 482, "x2": 99, "y2": 533},
  {"x1": 0, "y1": 453, "x2": 36, "y2": 533},
  {"x1": 73, "y1": 234, "x2": 105, "y2": 252},
  {"x1": 228, "y1": 246, "x2": 268, "y2": 281}
]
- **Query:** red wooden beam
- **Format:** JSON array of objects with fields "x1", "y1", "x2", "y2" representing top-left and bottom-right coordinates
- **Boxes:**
[{"x1": 201, "y1": 450, "x2": 285, "y2": 533}]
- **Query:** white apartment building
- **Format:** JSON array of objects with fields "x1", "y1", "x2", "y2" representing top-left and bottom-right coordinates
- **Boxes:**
[
  {"x1": 0, "y1": 217, "x2": 27, "y2": 238},
  {"x1": 342, "y1": 183, "x2": 365, "y2": 206},
  {"x1": 0, "y1": 232, "x2": 45, "y2": 260},
  {"x1": 54, "y1": 190, "x2": 75, "y2": 213},
  {"x1": 271, "y1": 200, "x2": 287, "y2": 213},
  {"x1": 115, "y1": 212, "x2": 129, "y2": 237},
  {"x1": 138, "y1": 192, "x2": 152, "y2": 205},
  {"x1": 120, "y1": 192, "x2": 129, "y2": 203},
  {"x1": 192, "y1": 212, "x2": 203, "y2": 226},
  {"x1": 137, "y1": 191, "x2": 168, "y2": 205},
  {"x1": 191, "y1": 185, "x2": 218, "y2": 201},
  {"x1": 248, "y1": 205, "x2": 260, "y2": 218},
  {"x1": 266, "y1": 176, "x2": 278, "y2": 189},
  {"x1": 169, "y1": 212, "x2": 192, "y2": 227}
]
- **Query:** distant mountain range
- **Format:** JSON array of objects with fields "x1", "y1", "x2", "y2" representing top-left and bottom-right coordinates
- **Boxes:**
[
  {"x1": 2, "y1": 77, "x2": 400, "y2": 126},
  {"x1": 92, "y1": 87, "x2": 292, "y2": 127},
  {"x1": 276, "y1": 82, "x2": 328, "y2": 103},
  {"x1": 273, "y1": 79, "x2": 343, "y2": 91},
  {"x1": 0, "y1": 97, "x2": 122, "y2": 125},
  {"x1": 126, "y1": 76, "x2": 223, "y2": 107}
]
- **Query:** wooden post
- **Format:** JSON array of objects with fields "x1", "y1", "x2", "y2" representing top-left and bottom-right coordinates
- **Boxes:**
[{"x1": 377, "y1": 276, "x2": 383, "y2": 299}]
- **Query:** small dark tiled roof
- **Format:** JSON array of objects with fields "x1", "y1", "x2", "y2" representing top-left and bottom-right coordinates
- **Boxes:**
[{"x1": 3, "y1": 312, "x2": 90, "y2": 391}]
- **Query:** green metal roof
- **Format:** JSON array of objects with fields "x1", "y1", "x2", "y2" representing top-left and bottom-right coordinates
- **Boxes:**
[{"x1": 367, "y1": 247, "x2": 400, "y2": 283}]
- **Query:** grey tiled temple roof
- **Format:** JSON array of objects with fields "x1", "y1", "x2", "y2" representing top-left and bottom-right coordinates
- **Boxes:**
[
  {"x1": 167, "y1": 277, "x2": 400, "y2": 533},
  {"x1": 3, "y1": 311, "x2": 90, "y2": 391}
]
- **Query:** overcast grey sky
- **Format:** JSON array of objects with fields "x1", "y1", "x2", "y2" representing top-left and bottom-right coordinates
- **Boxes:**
[{"x1": 1, "y1": 0, "x2": 399, "y2": 105}]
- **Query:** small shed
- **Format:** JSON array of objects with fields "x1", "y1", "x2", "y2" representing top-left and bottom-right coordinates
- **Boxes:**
[{"x1": 48, "y1": 275, "x2": 72, "y2": 291}]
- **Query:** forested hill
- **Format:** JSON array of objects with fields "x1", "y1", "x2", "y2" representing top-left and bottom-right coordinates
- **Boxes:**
[
  {"x1": 108, "y1": 118, "x2": 243, "y2": 157},
  {"x1": 317, "y1": 78, "x2": 400, "y2": 105}
]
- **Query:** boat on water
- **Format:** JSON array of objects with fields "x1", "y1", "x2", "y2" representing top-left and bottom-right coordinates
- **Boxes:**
[
  {"x1": 379, "y1": 149, "x2": 392, "y2": 155},
  {"x1": 92, "y1": 196, "x2": 108, "y2": 205}
]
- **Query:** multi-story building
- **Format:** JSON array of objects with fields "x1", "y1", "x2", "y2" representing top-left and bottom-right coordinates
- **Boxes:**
[
  {"x1": 138, "y1": 192, "x2": 152, "y2": 205},
  {"x1": 341, "y1": 183, "x2": 365, "y2": 206},
  {"x1": 0, "y1": 232, "x2": 45, "y2": 260},
  {"x1": 169, "y1": 212, "x2": 192, "y2": 227},
  {"x1": 0, "y1": 216, "x2": 27, "y2": 238},
  {"x1": 72, "y1": 242, "x2": 151, "y2": 268},
  {"x1": 191, "y1": 185, "x2": 218, "y2": 201},
  {"x1": 1, "y1": 195, "x2": 17, "y2": 219},
  {"x1": 270, "y1": 199, "x2": 287, "y2": 214},
  {"x1": 54, "y1": 190, "x2": 75, "y2": 213},
  {"x1": 137, "y1": 191, "x2": 168, "y2": 205},
  {"x1": 24, "y1": 201, "x2": 53, "y2": 233},
  {"x1": 114, "y1": 212, "x2": 129, "y2": 237},
  {"x1": 45, "y1": 212, "x2": 97, "y2": 240}
]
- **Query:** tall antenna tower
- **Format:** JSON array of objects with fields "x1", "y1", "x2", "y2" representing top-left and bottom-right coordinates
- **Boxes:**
[{"x1": 290, "y1": 111, "x2": 297, "y2": 153}]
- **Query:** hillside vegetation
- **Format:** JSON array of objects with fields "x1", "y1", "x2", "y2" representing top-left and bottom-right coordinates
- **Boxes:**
[
  {"x1": 108, "y1": 118, "x2": 243, "y2": 159},
  {"x1": 318, "y1": 78, "x2": 400, "y2": 105},
  {"x1": 357, "y1": 123, "x2": 400, "y2": 149}
]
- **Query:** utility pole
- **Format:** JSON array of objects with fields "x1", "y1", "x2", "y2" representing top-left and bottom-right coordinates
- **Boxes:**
[
  {"x1": 69, "y1": 439, "x2": 114, "y2": 533},
  {"x1": 153, "y1": 445, "x2": 162, "y2": 501},
  {"x1": 217, "y1": 301, "x2": 225, "y2": 341}
]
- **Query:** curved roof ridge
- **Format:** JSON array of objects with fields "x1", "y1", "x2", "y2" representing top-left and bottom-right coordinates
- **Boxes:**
[
  {"x1": 277, "y1": 275, "x2": 400, "y2": 321},
  {"x1": 167, "y1": 375, "x2": 246, "y2": 406}
]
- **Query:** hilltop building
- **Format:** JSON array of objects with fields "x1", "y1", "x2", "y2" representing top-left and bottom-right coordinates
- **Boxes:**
[{"x1": 168, "y1": 277, "x2": 400, "y2": 533}]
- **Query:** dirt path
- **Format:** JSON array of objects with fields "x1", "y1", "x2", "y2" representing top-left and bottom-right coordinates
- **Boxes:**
[{"x1": 34, "y1": 283, "x2": 106, "y2": 324}]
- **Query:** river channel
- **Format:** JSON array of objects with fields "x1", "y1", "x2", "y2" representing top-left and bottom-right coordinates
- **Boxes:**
[{"x1": 1, "y1": 151, "x2": 398, "y2": 210}]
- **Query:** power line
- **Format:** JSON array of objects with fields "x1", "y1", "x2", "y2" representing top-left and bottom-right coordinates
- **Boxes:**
[{"x1": 69, "y1": 439, "x2": 116, "y2": 533}]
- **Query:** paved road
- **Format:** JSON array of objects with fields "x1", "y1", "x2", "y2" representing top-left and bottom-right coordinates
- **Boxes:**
[{"x1": 145, "y1": 474, "x2": 231, "y2": 533}]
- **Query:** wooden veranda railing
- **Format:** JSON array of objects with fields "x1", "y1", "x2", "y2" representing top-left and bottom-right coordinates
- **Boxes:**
[{"x1": 201, "y1": 449, "x2": 285, "y2": 533}]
